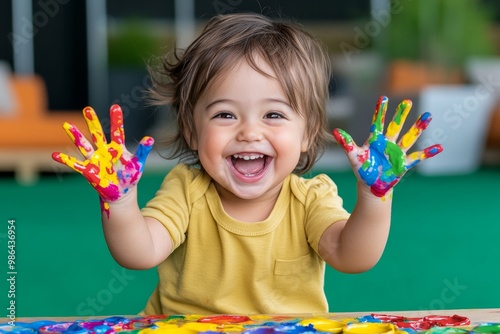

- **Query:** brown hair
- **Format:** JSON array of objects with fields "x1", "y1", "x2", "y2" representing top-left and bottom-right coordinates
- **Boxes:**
[{"x1": 149, "y1": 13, "x2": 332, "y2": 175}]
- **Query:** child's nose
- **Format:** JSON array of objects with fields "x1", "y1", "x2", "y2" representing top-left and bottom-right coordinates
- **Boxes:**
[{"x1": 236, "y1": 122, "x2": 264, "y2": 142}]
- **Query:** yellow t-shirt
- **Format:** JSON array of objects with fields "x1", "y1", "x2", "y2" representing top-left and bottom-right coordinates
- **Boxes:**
[{"x1": 140, "y1": 164, "x2": 350, "y2": 315}]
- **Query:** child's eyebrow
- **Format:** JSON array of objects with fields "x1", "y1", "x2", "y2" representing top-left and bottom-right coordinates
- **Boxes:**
[
  {"x1": 206, "y1": 98, "x2": 291, "y2": 110},
  {"x1": 264, "y1": 98, "x2": 291, "y2": 107},
  {"x1": 206, "y1": 99, "x2": 233, "y2": 110}
]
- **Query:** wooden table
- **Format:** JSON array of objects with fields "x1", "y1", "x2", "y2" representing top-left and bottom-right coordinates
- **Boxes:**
[{"x1": 1, "y1": 308, "x2": 499, "y2": 324}]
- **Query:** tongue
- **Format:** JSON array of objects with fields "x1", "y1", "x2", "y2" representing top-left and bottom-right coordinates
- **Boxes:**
[{"x1": 233, "y1": 157, "x2": 265, "y2": 175}]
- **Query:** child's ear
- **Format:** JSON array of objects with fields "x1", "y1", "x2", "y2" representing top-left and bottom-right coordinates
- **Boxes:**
[
  {"x1": 184, "y1": 129, "x2": 198, "y2": 150},
  {"x1": 301, "y1": 136, "x2": 310, "y2": 152}
]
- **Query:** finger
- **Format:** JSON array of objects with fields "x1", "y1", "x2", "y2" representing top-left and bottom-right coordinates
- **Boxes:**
[
  {"x1": 134, "y1": 136, "x2": 155, "y2": 169},
  {"x1": 333, "y1": 128, "x2": 355, "y2": 153},
  {"x1": 83, "y1": 106, "x2": 107, "y2": 147},
  {"x1": 51, "y1": 152, "x2": 86, "y2": 174},
  {"x1": 63, "y1": 122, "x2": 94, "y2": 158},
  {"x1": 110, "y1": 104, "x2": 125, "y2": 145},
  {"x1": 370, "y1": 96, "x2": 389, "y2": 136},
  {"x1": 399, "y1": 112, "x2": 433, "y2": 152},
  {"x1": 386, "y1": 99, "x2": 412, "y2": 142},
  {"x1": 406, "y1": 144, "x2": 444, "y2": 169}
]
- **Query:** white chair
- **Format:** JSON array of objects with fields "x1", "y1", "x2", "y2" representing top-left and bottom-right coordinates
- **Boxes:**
[{"x1": 416, "y1": 85, "x2": 495, "y2": 175}]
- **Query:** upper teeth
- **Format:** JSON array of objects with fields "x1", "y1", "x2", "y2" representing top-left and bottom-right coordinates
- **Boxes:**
[{"x1": 233, "y1": 154, "x2": 264, "y2": 160}]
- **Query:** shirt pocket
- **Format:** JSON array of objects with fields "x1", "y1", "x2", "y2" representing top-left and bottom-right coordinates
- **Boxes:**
[{"x1": 274, "y1": 254, "x2": 312, "y2": 276}]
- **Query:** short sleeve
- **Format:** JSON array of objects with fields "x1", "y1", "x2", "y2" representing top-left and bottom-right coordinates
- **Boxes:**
[
  {"x1": 296, "y1": 174, "x2": 350, "y2": 253},
  {"x1": 141, "y1": 164, "x2": 207, "y2": 249}
]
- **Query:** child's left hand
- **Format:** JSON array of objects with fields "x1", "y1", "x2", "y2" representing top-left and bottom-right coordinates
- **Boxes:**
[{"x1": 333, "y1": 96, "x2": 442, "y2": 197}]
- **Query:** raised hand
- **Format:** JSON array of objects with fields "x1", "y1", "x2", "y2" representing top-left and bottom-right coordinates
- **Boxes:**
[
  {"x1": 333, "y1": 96, "x2": 442, "y2": 197},
  {"x1": 52, "y1": 105, "x2": 154, "y2": 216}
]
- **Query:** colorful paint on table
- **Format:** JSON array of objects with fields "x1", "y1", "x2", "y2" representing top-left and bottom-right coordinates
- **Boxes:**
[{"x1": 2, "y1": 313, "x2": 498, "y2": 334}]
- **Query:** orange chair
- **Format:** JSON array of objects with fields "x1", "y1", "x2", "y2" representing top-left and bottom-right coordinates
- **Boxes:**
[{"x1": 0, "y1": 75, "x2": 90, "y2": 184}]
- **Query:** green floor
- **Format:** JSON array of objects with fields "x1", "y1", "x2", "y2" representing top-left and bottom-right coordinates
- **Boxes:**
[{"x1": 1, "y1": 166, "x2": 499, "y2": 317}]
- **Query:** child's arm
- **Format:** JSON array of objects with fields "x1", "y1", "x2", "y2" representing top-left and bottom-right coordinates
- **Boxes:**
[
  {"x1": 101, "y1": 187, "x2": 173, "y2": 269},
  {"x1": 52, "y1": 105, "x2": 171, "y2": 269},
  {"x1": 319, "y1": 96, "x2": 442, "y2": 273}
]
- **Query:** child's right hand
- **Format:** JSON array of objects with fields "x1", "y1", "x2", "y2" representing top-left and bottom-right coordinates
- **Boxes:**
[{"x1": 52, "y1": 105, "x2": 154, "y2": 214}]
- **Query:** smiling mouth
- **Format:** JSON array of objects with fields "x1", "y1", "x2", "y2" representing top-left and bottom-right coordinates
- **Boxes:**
[{"x1": 229, "y1": 153, "x2": 270, "y2": 176}]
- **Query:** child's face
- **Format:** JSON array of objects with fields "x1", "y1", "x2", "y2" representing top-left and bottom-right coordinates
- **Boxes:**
[{"x1": 189, "y1": 57, "x2": 309, "y2": 202}]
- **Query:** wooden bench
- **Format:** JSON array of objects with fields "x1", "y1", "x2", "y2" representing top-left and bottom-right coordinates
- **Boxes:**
[{"x1": 0, "y1": 75, "x2": 90, "y2": 184}]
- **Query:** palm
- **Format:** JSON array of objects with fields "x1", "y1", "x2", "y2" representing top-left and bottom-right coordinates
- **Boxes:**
[{"x1": 333, "y1": 96, "x2": 442, "y2": 197}]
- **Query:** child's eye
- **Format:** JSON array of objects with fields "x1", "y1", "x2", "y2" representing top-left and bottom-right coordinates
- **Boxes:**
[
  {"x1": 213, "y1": 112, "x2": 235, "y2": 119},
  {"x1": 265, "y1": 111, "x2": 286, "y2": 119}
]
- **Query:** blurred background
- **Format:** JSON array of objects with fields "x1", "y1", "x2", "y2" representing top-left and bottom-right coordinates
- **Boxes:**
[{"x1": 1, "y1": 0, "x2": 500, "y2": 318}]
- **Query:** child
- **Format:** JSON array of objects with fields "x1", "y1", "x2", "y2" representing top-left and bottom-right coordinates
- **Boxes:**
[{"x1": 53, "y1": 13, "x2": 442, "y2": 315}]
